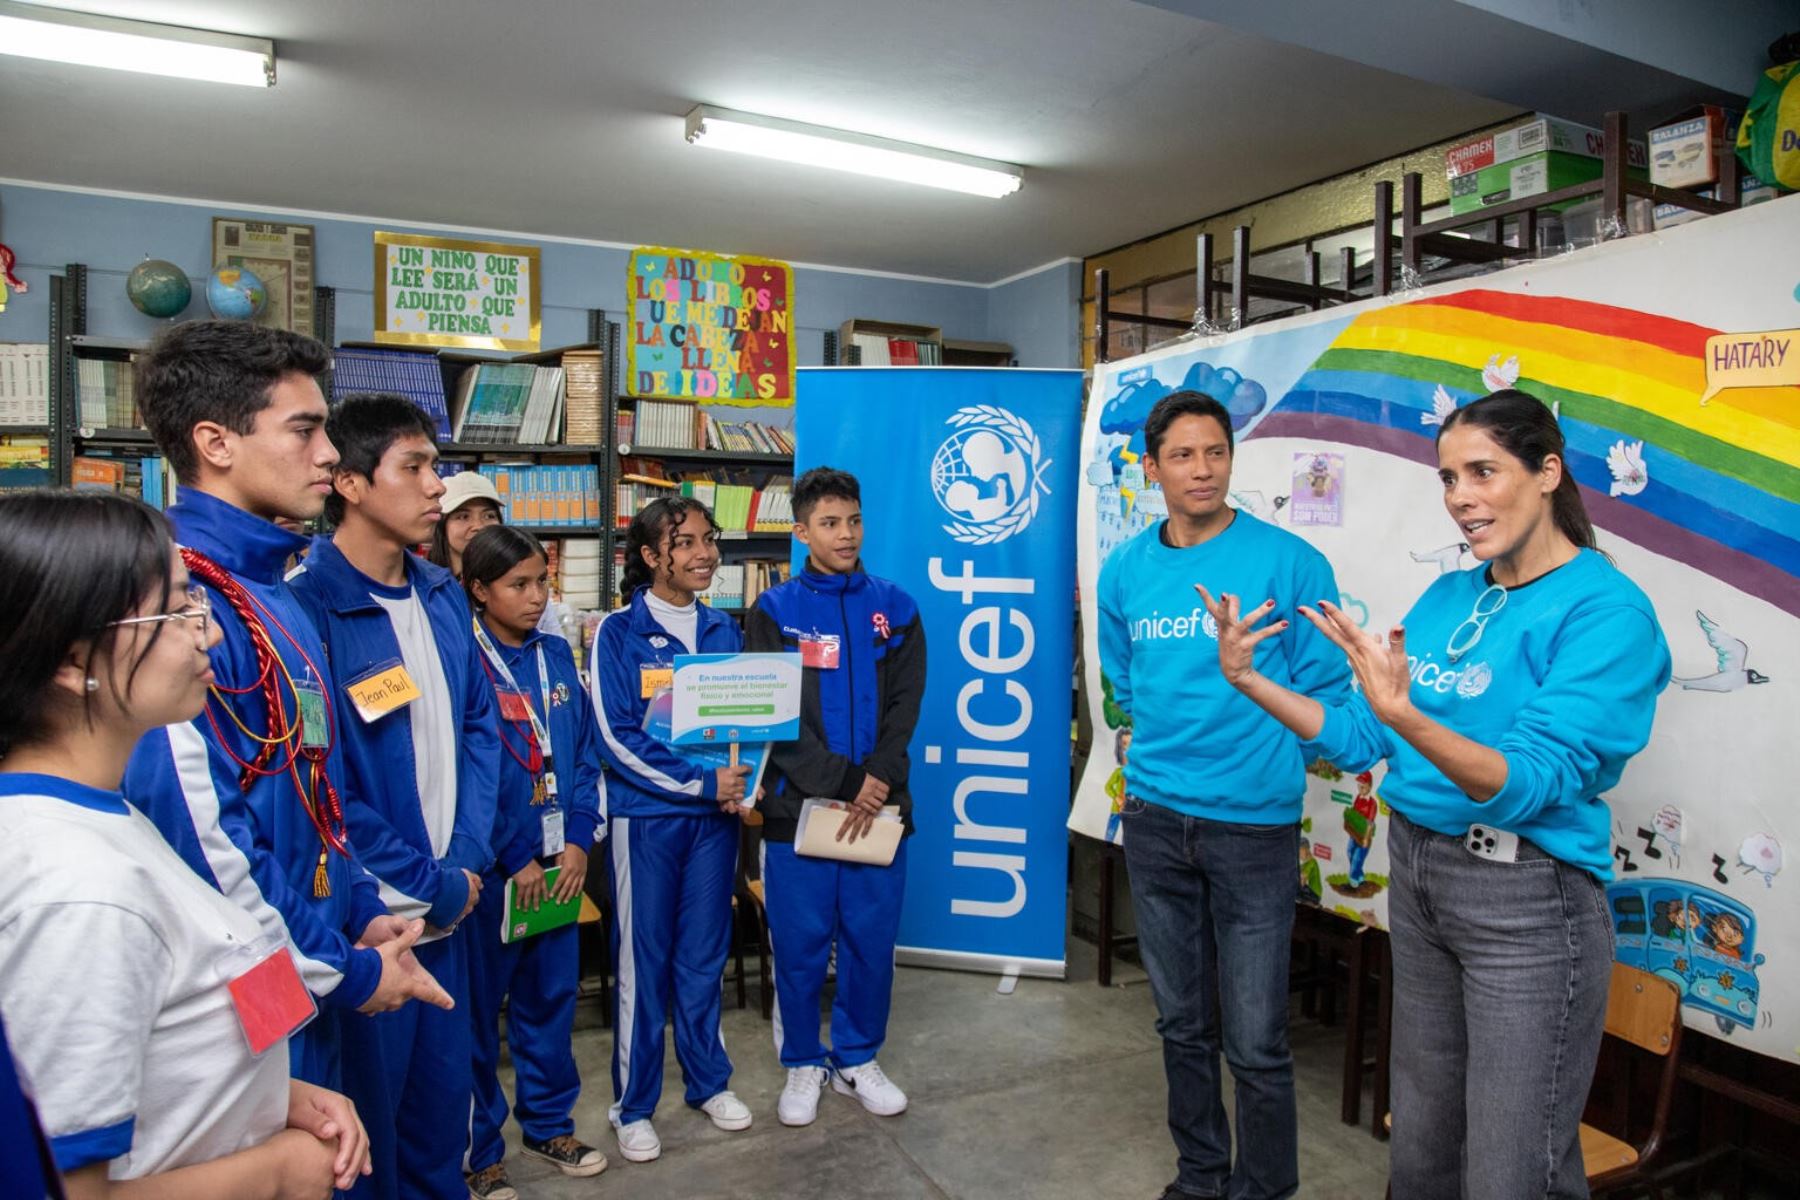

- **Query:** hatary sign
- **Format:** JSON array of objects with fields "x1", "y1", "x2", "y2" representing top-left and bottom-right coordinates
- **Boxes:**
[{"x1": 628, "y1": 246, "x2": 795, "y2": 406}]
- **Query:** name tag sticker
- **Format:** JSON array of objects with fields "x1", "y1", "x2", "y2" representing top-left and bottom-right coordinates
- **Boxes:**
[
  {"x1": 639, "y1": 666, "x2": 673, "y2": 698},
  {"x1": 800, "y1": 637, "x2": 841, "y2": 670},
  {"x1": 226, "y1": 947, "x2": 316, "y2": 1057},
  {"x1": 346, "y1": 661, "x2": 421, "y2": 723}
]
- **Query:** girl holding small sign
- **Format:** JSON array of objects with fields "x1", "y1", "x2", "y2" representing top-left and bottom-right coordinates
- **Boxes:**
[
  {"x1": 461, "y1": 526, "x2": 609, "y2": 1196},
  {"x1": 587, "y1": 497, "x2": 754, "y2": 1164}
]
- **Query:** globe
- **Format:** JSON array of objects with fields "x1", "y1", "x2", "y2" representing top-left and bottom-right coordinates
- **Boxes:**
[
  {"x1": 125, "y1": 259, "x2": 191, "y2": 319},
  {"x1": 931, "y1": 426, "x2": 1027, "y2": 522},
  {"x1": 206, "y1": 265, "x2": 268, "y2": 321}
]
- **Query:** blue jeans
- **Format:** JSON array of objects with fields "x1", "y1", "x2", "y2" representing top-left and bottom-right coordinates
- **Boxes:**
[
  {"x1": 1386, "y1": 812, "x2": 1613, "y2": 1200},
  {"x1": 1120, "y1": 798, "x2": 1299, "y2": 1200}
]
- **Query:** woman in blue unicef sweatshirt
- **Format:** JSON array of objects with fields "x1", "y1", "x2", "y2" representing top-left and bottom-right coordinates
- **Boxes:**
[{"x1": 1200, "y1": 390, "x2": 1670, "y2": 1200}]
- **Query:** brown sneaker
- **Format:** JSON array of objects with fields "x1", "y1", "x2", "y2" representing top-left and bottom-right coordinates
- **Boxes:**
[
  {"x1": 522, "y1": 1133, "x2": 609, "y2": 1178},
  {"x1": 466, "y1": 1162, "x2": 519, "y2": 1200}
]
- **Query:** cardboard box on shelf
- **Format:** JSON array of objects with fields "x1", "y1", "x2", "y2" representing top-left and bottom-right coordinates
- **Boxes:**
[
  {"x1": 1649, "y1": 106, "x2": 1739, "y2": 189},
  {"x1": 1652, "y1": 174, "x2": 1778, "y2": 230},
  {"x1": 1446, "y1": 114, "x2": 1648, "y2": 180},
  {"x1": 1449, "y1": 152, "x2": 1647, "y2": 215}
]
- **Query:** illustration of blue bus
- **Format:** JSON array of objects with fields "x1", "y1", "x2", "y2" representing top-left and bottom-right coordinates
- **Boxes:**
[{"x1": 1607, "y1": 880, "x2": 1763, "y2": 1035}]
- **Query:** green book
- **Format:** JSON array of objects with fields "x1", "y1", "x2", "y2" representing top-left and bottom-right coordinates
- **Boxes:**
[{"x1": 500, "y1": 865, "x2": 582, "y2": 944}]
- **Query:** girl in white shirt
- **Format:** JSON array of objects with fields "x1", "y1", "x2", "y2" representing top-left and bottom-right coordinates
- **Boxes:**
[{"x1": 0, "y1": 491, "x2": 374, "y2": 1200}]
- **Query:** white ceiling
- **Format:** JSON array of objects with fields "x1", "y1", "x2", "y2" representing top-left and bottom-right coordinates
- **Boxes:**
[{"x1": 0, "y1": 0, "x2": 1520, "y2": 282}]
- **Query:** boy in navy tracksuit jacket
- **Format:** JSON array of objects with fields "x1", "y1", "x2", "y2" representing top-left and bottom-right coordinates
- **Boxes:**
[
  {"x1": 588, "y1": 496, "x2": 755, "y2": 1163},
  {"x1": 287, "y1": 395, "x2": 497, "y2": 1200},
  {"x1": 122, "y1": 323, "x2": 443, "y2": 1092},
  {"x1": 743, "y1": 467, "x2": 926, "y2": 1127}
]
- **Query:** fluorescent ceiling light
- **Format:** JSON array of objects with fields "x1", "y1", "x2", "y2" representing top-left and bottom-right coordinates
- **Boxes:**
[
  {"x1": 0, "y1": 1, "x2": 274, "y2": 87},
  {"x1": 685, "y1": 105, "x2": 1022, "y2": 199}
]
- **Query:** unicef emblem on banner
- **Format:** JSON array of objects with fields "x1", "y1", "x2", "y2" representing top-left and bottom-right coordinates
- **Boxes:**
[{"x1": 930, "y1": 405, "x2": 1052, "y2": 545}]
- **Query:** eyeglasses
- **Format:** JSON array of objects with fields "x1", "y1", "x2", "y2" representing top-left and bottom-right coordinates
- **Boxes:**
[
  {"x1": 108, "y1": 586, "x2": 211, "y2": 637},
  {"x1": 1446, "y1": 583, "x2": 1506, "y2": 663}
]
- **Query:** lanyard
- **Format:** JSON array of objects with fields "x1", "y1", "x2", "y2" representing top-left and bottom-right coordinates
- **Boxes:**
[{"x1": 471, "y1": 618, "x2": 555, "y2": 768}]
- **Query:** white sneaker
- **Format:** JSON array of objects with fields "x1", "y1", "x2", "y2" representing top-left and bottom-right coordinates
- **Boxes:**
[
  {"x1": 831, "y1": 1060, "x2": 908, "y2": 1116},
  {"x1": 700, "y1": 1090, "x2": 753, "y2": 1131},
  {"x1": 777, "y1": 1066, "x2": 829, "y2": 1127},
  {"x1": 610, "y1": 1117, "x2": 661, "y2": 1163}
]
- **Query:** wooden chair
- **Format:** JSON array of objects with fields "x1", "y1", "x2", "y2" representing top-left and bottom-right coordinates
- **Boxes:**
[{"x1": 1383, "y1": 962, "x2": 1683, "y2": 1197}]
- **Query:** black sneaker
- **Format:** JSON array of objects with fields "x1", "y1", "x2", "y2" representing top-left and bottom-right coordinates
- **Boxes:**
[
  {"x1": 466, "y1": 1163, "x2": 519, "y2": 1200},
  {"x1": 1157, "y1": 1184, "x2": 1216, "y2": 1200},
  {"x1": 522, "y1": 1133, "x2": 609, "y2": 1178}
]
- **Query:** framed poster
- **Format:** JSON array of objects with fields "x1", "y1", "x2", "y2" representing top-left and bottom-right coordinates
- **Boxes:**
[
  {"x1": 373, "y1": 231, "x2": 540, "y2": 352},
  {"x1": 627, "y1": 246, "x2": 794, "y2": 405},
  {"x1": 212, "y1": 218, "x2": 315, "y2": 335}
]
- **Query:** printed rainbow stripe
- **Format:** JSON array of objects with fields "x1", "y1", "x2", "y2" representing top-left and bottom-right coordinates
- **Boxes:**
[{"x1": 1254, "y1": 289, "x2": 1800, "y2": 616}]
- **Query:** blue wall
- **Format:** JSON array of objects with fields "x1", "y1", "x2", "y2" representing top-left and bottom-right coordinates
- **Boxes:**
[{"x1": 0, "y1": 182, "x2": 1076, "y2": 374}]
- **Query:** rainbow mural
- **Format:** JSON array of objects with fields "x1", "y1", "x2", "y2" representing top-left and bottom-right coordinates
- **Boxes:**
[{"x1": 1255, "y1": 290, "x2": 1800, "y2": 617}]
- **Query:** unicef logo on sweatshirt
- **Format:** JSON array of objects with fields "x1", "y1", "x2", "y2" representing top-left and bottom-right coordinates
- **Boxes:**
[
  {"x1": 930, "y1": 405, "x2": 1051, "y2": 546},
  {"x1": 1456, "y1": 662, "x2": 1493, "y2": 699}
]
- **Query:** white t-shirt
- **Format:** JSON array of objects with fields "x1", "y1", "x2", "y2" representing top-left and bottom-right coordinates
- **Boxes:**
[
  {"x1": 644, "y1": 590, "x2": 699, "y2": 653},
  {"x1": 0, "y1": 774, "x2": 289, "y2": 1180},
  {"x1": 370, "y1": 586, "x2": 458, "y2": 861}
]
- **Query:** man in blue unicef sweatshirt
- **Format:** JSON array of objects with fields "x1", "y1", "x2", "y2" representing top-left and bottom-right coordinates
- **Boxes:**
[{"x1": 1098, "y1": 391, "x2": 1351, "y2": 1200}]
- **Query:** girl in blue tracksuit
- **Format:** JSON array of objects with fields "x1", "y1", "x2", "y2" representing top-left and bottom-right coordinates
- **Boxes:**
[
  {"x1": 461, "y1": 526, "x2": 608, "y2": 1196},
  {"x1": 1202, "y1": 392, "x2": 1670, "y2": 1200},
  {"x1": 588, "y1": 496, "x2": 755, "y2": 1164}
]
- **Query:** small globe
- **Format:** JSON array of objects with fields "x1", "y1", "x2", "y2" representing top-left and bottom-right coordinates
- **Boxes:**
[
  {"x1": 126, "y1": 259, "x2": 192, "y2": 319},
  {"x1": 206, "y1": 265, "x2": 268, "y2": 321}
]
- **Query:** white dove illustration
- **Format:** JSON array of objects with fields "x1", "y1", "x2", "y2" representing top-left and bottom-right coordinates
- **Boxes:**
[
  {"x1": 1606, "y1": 440, "x2": 1648, "y2": 497},
  {"x1": 1482, "y1": 354, "x2": 1521, "y2": 392},
  {"x1": 1410, "y1": 542, "x2": 1471, "y2": 574},
  {"x1": 1421, "y1": 384, "x2": 1458, "y2": 427},
  {"x1": 1673, "y1": 611, "x2": 1770, "y2": 692}
]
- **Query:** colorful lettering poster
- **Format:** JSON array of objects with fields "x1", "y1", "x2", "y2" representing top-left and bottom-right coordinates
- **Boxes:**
[
  {"x1": 373, "y1": 232, "x2": 540, "y2": 352},
  {"x1": 627, "y1": 246, "x2": 794, "y2": 405}
]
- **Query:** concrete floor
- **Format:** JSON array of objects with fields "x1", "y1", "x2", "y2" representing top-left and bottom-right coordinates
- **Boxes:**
[{"x1": 486, "y1": 937, "x2": 1394, "y2": 1199}]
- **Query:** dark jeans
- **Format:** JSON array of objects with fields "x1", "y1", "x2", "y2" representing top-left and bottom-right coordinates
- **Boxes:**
[
  {"x1": 1386, "y1": 812, "x2": 1613, "y2": 1200},
  {"x1": 1121, "y1": 797, "x2": 1299, "y2": 1200}
]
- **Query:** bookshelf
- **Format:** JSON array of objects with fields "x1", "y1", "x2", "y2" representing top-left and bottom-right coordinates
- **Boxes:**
[
  {"x1": 942, "y1": 338, "x2": 1016, "y2": 367},
  {"x1": 831, "y1": 319, "x2": 1012, "y2": 368}
]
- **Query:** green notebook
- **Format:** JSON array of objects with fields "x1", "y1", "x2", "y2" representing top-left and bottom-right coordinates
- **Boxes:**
[{"x1": 500, "y1": 866, "x2": 582, "y2": 944}]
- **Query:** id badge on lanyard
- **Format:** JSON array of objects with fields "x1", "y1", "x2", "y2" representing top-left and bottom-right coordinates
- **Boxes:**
[{"x1": 294, "y1": 671, "x2": 330, "y2": 749}]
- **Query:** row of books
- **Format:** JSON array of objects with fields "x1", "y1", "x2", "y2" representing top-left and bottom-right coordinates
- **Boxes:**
[
  {"x1": 0, "y1": 344, "x2": 49, "y2": 426},
  {"x1": 704, "y1": 415, "x2": 794, "y2": 455},
  {"x1": 459, "y1": 462, "x2": 601, "y2": 528},
  {"x1": 708, "y1": 558, "x2": 793, "y2": 611},
  {"x1": 673, "y1": 477, "x2": 794, "y2": 534},
  {"x1": 451, "y1": 362, "x2": 564, "y2": 445},
  {"x1": 77, "y1": 356, "x2": 140, "y2": 430},
  {"x1": 562, "y1": 350, "x2": 605, "y2": 445},
  {"x1": 332, "y1": 347, "x2": 452, "y2": 440},
  {"x1": 849, "y1": 333, "x2": 942, "y2": 366},
  {"x1": 73, "y1": 453, "x2": 172, "y2": 509},
  {"x1": 0, "y1": 435, "x2": 52, "y2": 491},
  {"x1": 614, "y1": 407, "x2": 795, "y2": 457},
  {"x1": 628, "y1": 399, "x2": 704, "y2": 449}
]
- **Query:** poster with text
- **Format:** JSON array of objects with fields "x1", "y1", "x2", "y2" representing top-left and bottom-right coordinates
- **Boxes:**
[
  {"x1": 628, "y1": 246, "x2": 794, "y2": 405},
  {"x1": 1072, "y1": 196, "x2": 1800, "y2": 1062},
  {"x1": 374, "y1": 231, "x2": 540, "y2": 352},
  {"x1": 213, "y1": 218, "x2": 314, "y2": 335}
]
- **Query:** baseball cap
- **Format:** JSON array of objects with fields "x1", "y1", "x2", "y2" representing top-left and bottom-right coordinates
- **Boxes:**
[{"x1": 440, "y1": 470, "x2": 503, "y2": 516}]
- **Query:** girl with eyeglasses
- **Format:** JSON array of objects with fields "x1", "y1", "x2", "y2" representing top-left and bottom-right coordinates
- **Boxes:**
[
  {"x1": 1199, "y1": 391, "x2": 1671, "y2": 1199},
  {"x1": 0, "y1": 491, "x2": 369, "y2": 1200}
]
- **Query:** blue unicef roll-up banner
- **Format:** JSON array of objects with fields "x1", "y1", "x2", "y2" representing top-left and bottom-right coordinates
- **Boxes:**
[{"x1": 795, "y1": 367, "x2": 1082, "y2": 977}]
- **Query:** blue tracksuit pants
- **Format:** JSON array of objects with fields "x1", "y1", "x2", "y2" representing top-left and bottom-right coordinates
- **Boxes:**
[
  {"x1": 341, "y1": 932, "x2": 472, "y2": 1200},
  {"x1": 466, "y1": 869, "x2": 581, "y2": 1171},
  {"x1": 761, "y1": 839, "x2": 908, "y2": 1070},
  {"x1": 290, "y1": 1004, "x2": 344, "y2": 1090},
  {"x1": 605, "y1": 813, "x2": 738, "y2": 1124}
]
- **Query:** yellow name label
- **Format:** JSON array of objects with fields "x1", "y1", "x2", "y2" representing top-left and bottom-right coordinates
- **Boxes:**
[
  {"x1": 640, "y1": 667, "x2": 673, "y2": 699},
  {"x1": 347, "y1": 665, "x2": 422, "y2": 722}
]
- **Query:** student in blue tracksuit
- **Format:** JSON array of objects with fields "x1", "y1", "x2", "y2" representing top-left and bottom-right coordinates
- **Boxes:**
[
  {"x1": 1202, "y1": 391, "x2": 1670, "y2": 1200},
  {"x1": 122, "y1": 322, "x2": 450, "y2": 1094},
  {"x1": 288, "y1": 394, "x2": 498, "y2": 1200},
  {"x1": 589, "y1": 496, "x2": 754, "y2": 1164},
  {"x1": 742, "y1": 467, "x2": 926, "y2": 1128},
  {"x1": 460, "y1": 526, "x2": 609, "y2": 1198},
  {"x1": 1099, "y1": 391, "x2": 1352, "y2": 1200}
]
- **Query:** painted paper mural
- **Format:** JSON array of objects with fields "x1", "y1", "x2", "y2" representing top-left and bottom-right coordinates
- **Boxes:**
[
  {"x1": 627, "y1": 246, "x2": 794, "y2": 405},
  {"x1": 1072, "y1": 196, "x2": 1799, "y2": 1060}
]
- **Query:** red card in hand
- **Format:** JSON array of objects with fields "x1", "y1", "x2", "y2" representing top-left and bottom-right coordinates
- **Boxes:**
[{"x1": 227, "y1": 948, "x2": 314, "y2": 1057}]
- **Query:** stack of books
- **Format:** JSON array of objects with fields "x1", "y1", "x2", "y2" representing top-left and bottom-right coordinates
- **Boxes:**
[
  {"x1": 332, "y1": 348, "x2": 453, "y2": 439},
  {"x1": 76, "y1": 357, "x2": 139, "y2": 429},
  {"x1": 704, "y1": 416, "x2": 794, "y2": 455},
  {"x1": 628, "y1": 399, "x2": 702, "y2": 450},
  {"x1": 72, "y1": 453, "x2": 171, "y2": 508},
  {"x1": 0, "y1": 344, "x2": 50, "y2": 426},
  {"x1": 474, "y1": 463, "x2": 599, "y2": 528},
  {"x1": 0, "y1": 435, "x2": 52, "y2": 491},
  {"x1": 849, "y1": 333, "x2": 941, "y2": 366},
  {"x1": 451, "y1": 362, "x2": 565, "y2": 445},
  {"x1": 556, "y1": 538, "x2": 604, "y2": 610},
  {"x1": 561, "y1": 349, "x2": 605, "y2": 445}
]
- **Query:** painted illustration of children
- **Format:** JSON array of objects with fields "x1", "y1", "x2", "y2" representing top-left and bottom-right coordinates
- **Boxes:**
[
  {"x1": 1103, "y1": 726, "x2": 1133, "y2": 844},
  {"x1": 1649, "y1": 899, "x2": 1699, "y2": 941},
  {"x1": 1702, "y1": 911, "x2": 1746, "y2": 960},
  {"x1": 1344, "y1": 771, "x2": 1378, "y2": 887}
]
